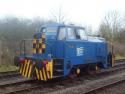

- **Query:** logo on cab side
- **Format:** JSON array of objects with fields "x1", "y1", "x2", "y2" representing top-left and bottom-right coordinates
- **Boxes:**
[{"x1": 76, "y1": 47, "x2": 84, "y2": 56}]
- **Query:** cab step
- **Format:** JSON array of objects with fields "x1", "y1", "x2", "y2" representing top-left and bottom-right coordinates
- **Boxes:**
[{"x1": 53, "y1": 59, "x2": 64, "y2": 76}]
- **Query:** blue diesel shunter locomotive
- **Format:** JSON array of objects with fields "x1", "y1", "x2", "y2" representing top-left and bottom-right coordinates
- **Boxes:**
[{"x1": 14, "y1": 23, "x2": 114, "y2": 81}]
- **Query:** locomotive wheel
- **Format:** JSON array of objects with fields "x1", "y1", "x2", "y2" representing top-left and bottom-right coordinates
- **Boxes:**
[
  {"x1": 68, "y1": 73, "x2": 77, "y2": 80},
  {"x1": 68, "y1": 68, "x2": 81, "y2": 80},
  {"x1": 76, "y1": 68, "x2": 80, "y2": 75},
  {"x1": 87, "y1": 65, "x2": 97, "y2": 75}
]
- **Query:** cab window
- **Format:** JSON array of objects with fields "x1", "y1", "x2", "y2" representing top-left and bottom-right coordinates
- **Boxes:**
[
  {"x1": 67, "y1": 28, "x2": 76, "y2": 40},
  {"x1": 58, "y1": 27, "x2": 66, "y2": 40},
  {"x1": 41, "y1": 27, "x2": 57, "y2": 39},
  {"x1": 76, "y1": 29, "x2": 87, "y2": 40}
]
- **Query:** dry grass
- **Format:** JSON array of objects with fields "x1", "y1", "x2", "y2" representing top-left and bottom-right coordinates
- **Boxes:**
[{"x1": 0, "y1": 65, "x2": 18, "y2": 72}]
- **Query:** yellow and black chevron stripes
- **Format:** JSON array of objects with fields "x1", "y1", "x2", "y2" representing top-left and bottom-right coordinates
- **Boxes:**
[
  {"x1": 19, "y1": 60, "x2": 33, "y2": 78},
  {"x1": 35, "y1": 67, "x2": 40, "y2": 80},
  {"x1": 35, "y1": 61, "x2": 53, "y2": 81},
  {"x1": 42, "y1": 67, "x2": 47, "y2": 81},
  {"x1": 24, "y1": 60, "x2": 30, "y2": 77},
  {"x1": 19, "y1": 59, "x2": 53, "y2": 81},
  {"x1": 39, "y1": 70, "x2": 43, "y2": 80},
  {"x1": 28, "y1": 64, "x2": 32, "y2": 78}
]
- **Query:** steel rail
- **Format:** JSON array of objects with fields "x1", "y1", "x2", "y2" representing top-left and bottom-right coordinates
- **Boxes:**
[{"x1": 82, "y1": 77, "x2": 125, "y2": 94}]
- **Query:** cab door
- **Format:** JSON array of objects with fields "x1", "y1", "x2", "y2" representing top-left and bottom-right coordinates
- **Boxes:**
[
  {"x1": 56, "y1": 27, "x2": 67, "y2": 58},
  {"x1": 65, "y1": 28, "x2": 86, "y2": 65},
  {"x1": 65, "y1": 27, "x2": 77, "y2": 58}
]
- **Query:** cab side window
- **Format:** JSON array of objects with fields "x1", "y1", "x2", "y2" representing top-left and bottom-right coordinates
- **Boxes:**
[
  {"x1": 58, "y1": 27, "x2": 66, "y2": 40},
  {"x1": 76, "y1": 29, "x2": 87, "y2": 40},
  {"x1": 67, "y1": 28, "x2": 76, "y2": 40}
]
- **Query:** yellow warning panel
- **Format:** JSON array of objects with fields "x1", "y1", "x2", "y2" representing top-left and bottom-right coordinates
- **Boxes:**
[
  {"x1": 42, "y1": 44, "x2": 46, "y2": 49},
  {"x1": 33, "y1": 40, "x2": 37, "y2": 44}
]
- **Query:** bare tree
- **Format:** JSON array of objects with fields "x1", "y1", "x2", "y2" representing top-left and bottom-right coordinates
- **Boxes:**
[
  {"x1": 98, "y1": 11, "x2": 125, "y2": 57},
  {"x1": 50, "y1": 6, "x2": 66, "y2": 23},
  {"x1": 99, "y1": 10, "x2": 121, "y2": 41}
]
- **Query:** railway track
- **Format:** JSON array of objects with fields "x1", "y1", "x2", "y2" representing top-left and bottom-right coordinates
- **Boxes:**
[
  {"x1": 0, "y1": 59, "x2": 125, "y2": 94},
  {"x1": 49, "y1": 71, "x2": 125, "y2": 94},
  {"x1": 1, "y1": 60, "x2": 125, "y2": 94},
  {"x1": 115, "y1": 59, "x2": 125, "y2": 63},
  {"x1": 82, "y1": 77, "x2": 125, "y2": 94},
  {"x1": 0, "y1": 71, "x2": 19, "y2": 78},
  {"x1": 0, "y1": 78, "x2": 37, "y2": 94}
]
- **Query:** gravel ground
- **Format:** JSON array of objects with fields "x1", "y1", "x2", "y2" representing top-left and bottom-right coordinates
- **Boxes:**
[
  {"x1": 45, "y1": 72, "x2": 125, "y2": 94},
  {"x1": 95, "y1": 81, "x2": 125, "y2": 94},
  {"x1": 0, "y1": 76, "x2": 29, "y2": 86},
  {"x1": 0, "y1": 78, "x2": 36, "y2": 94},
  {"x1": 25, "y1": 68, "x2": 125, "y2": 94},
  {"x1": 0, "y1": 82, "x2": 32, "y2": 94}
]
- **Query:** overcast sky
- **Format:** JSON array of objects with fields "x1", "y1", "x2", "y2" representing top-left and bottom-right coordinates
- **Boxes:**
[{"x1": 0, "y1": 0, "x2": 125, "y2": 30}]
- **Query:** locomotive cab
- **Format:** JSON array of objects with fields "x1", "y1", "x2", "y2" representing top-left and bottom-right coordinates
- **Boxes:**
[{"x1": 14, "y1": 23, "x2": 114, "y2": 81}]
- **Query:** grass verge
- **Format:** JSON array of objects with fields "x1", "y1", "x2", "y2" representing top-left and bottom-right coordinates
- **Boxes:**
[
  {"x1": 0, "y1": 65, "x2": 19, "y2": 72},
  {"x1": 115, "y1": 55, "x2": 125, "y2": 60}
]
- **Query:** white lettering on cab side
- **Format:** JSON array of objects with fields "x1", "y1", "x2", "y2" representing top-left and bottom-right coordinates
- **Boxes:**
[{"x1": 76, "y1": 47, "x2": 84, "y2": 56}]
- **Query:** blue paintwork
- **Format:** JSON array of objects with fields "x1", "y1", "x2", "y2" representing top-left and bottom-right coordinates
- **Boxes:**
[{"x1": 21, "y1": 23, "x2": 109, "y2": 77}]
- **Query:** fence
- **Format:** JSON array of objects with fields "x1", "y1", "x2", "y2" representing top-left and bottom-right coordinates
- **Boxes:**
[{"x1": 0, "y1": 40, "x2": 21, "y2": 65}]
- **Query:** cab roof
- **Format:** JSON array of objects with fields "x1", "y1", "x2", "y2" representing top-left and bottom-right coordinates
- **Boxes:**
[{"x1": 41, "y1": 23, "x2": 85, "y2": 29}]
